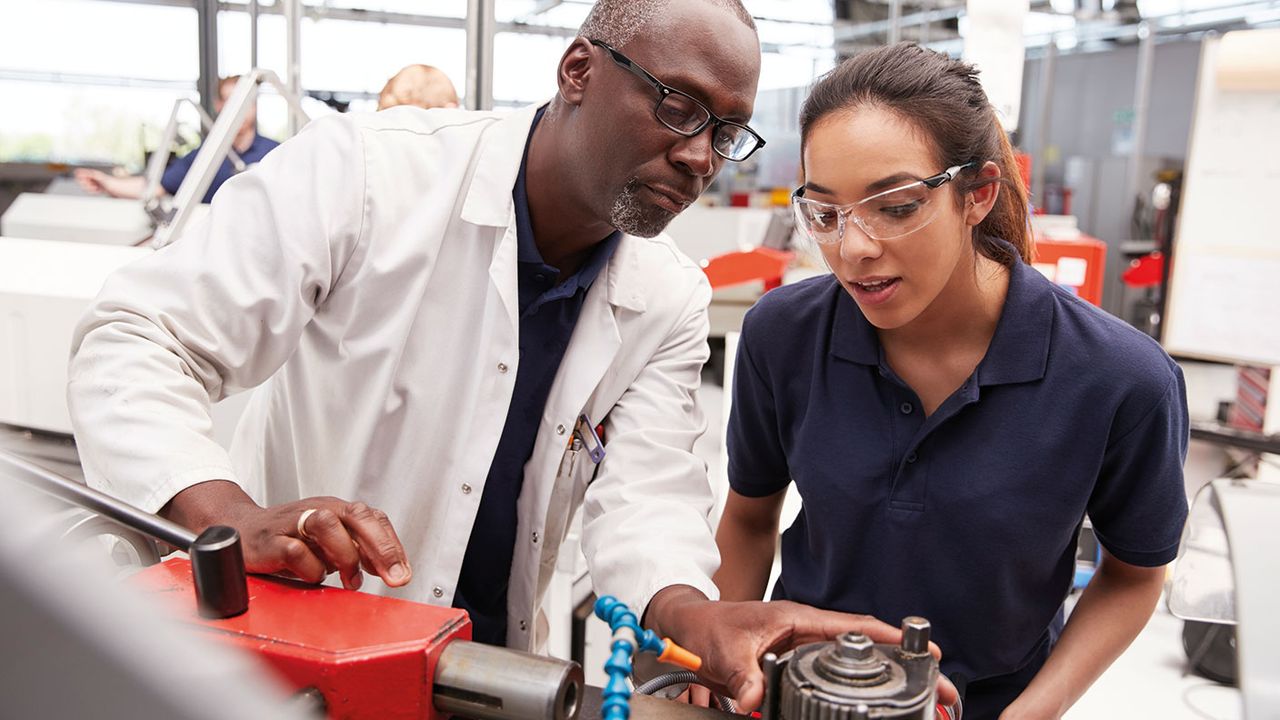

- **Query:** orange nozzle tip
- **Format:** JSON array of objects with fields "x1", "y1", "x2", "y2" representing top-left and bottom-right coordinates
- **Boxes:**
[{"x1": 659, "y1": 638, "x2": 703, "y2": 672}]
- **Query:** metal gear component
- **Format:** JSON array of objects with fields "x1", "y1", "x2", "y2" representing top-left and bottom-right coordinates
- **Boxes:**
[{"x1": 772, "y1": 618, "x2": 940, "y2": 720}]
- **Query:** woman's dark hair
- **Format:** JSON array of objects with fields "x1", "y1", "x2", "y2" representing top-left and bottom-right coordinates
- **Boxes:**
[{"x1": 799, "y1": 43, "x2": 1032, "y2": 267}]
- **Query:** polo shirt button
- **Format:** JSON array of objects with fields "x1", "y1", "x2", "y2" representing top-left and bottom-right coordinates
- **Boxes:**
[
  {"x1": 497, "y1": 362, "x2": 509, "y2": 374},
  {"x1": 906, "y1": 451, "x2": 918, "y2": 464},
  {"x1": 433, "y1": 586, "x2": 444, "y2": 598},
  {"x1": 461, "y1": 483, "x2": 472, "y2": 494},
  {"x1": 900, "y1": 402, "x2": 914, "y2": 415}
]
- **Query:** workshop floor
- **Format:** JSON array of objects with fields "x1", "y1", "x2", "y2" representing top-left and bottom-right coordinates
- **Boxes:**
[{"x1": 693, "y1": 373, "x2": 1242, "y2": 720}]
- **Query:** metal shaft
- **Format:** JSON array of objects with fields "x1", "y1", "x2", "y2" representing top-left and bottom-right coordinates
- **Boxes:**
[
  {"x1": 0, "y1": 449, "x2": 247, "y2": 619},
  {"x1": 434, "y1": 640, "x2": 583, "y2": 720},
  {"x1": 1, "y1": 450, "x2": 196, "y2": 549}
]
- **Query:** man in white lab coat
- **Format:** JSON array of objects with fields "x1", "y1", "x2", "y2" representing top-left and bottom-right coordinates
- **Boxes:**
[{"x1": 68, "y1": 0, "x2": 908, "y2": 710}]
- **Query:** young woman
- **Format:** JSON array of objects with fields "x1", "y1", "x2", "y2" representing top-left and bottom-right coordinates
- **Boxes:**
[{"x1": 717, "y1": 44, "x2": 1189, "y2": 720}]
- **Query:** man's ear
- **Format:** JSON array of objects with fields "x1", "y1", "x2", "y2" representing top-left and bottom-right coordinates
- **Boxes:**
[
  {"x1": 964, "y1": 161, "x2": 1002, "y2": 227},
  {"x1": 557, "y1": 38, "x2": 594, "y2": 106}
]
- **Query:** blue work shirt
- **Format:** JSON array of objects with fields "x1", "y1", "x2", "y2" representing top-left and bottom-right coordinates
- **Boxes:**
[
  {"x1": 160, "y1": 133, "x2": 279, "y2": 204},
  {"x1": 728, "y1": 254, "x2": 1188, "y2": 719},
  {"x1": 453, "y1": 107, "x2": 621, "y2": 646}
]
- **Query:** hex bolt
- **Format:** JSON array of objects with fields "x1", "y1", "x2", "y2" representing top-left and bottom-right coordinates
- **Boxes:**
[
  {"x1": 901, "y1": 617, "x2": 931, "y2": 655},
  {"x1": 837, "y1": 632, "x2": 875, "y2": 661}
]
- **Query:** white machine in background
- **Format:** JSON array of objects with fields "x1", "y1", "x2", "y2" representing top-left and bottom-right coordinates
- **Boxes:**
[
  {"x1": 0, "y1": 70, "x2": 307, "y2": 250},
  {"x1": 1169, "y1": 479, "x2": 1280, "y2": 718},
  {"x1": 0, "y1": 73, "x2": 303, "y2": 442},
  {"x1": 0, "y1": 237, "x2": 149, "y2": 434},
  {"x1": 0, "y1": 193, "x2": 155, "y2": 246}
]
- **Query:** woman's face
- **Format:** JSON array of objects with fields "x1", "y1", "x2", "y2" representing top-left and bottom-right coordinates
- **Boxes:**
[{"x1": 801, "y1": 106, "x2": 976, "y2": 330}]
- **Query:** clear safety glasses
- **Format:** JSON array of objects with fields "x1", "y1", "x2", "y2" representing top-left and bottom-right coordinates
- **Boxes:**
[{"x1": 791, "y1": 163, "x2": 974, "y2": 244}]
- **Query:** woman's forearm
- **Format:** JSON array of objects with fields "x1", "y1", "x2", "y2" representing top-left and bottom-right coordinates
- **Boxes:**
[
  {"x1": 713, "y1": 490, "x2": 785, "y2": 601},
  {"x1": 1001, "y1": 551, "x2": 1166, "y2": 719}
]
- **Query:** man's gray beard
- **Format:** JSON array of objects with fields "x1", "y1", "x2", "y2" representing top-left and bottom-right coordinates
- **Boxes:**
[{"x1": 609, "y1": 179, "x2": 678, "y2": 238}]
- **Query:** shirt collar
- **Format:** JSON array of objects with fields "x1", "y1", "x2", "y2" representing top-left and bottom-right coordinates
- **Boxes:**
[
  {"x1": 830, "y1": 244, "x2": 1054, "y2": 386},
  {"x1": 975, "y1": 258, "x2": 1054, "y2": 386}
]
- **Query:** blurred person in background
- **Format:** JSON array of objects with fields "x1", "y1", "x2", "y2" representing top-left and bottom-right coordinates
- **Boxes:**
[
  {"x1": 376, "y1": 64, "x2": 460, "y2": 111},
  {"x1": 74, "y1": 75, "x2": 278, "y2": 204}
]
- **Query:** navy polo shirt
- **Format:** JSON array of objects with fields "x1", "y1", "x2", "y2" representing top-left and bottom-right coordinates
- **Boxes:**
[
  {"x1": 453, "y1": 107, "x2": 621, "y2": 646},
  {"x1": 728, "y1": 256, "x2": 1188, "y2": 717},
  {"x1": 160, "y1": 133, "x2": 279, "y2": 204}
]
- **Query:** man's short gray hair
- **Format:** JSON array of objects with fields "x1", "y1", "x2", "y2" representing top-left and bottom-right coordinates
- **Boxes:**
[{"x1": 579, "y1": 0, "x2": 756, "y2": 48}]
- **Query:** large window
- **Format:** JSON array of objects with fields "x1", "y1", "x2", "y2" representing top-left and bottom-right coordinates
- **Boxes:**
[
  {"x1": 0, "y1": 0, "x2": 198, "y2": 167},
  {"x1": 0, "y1": 0, "x2": 837, "y2": 167}
]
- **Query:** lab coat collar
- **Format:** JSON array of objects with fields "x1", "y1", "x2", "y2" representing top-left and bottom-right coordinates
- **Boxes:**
[
  {"x1": 463, "y1": 101, "x2": 649, "y2": 315},
  {"x1": 461, "y1": 103, "x2": 541, "y2": 228}
]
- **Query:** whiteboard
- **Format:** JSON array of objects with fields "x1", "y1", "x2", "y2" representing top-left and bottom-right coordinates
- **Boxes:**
[{"x1": 1163, "y1": 30, "x2": 1280, "y2": 366}]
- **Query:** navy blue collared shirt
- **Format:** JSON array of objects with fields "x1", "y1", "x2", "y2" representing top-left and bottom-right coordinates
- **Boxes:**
[
  {"x1": 454, "y1": 107, "x2": 621, "y2": 646},
  {"x1": 160, "y1": 133, "x2": 279, "y2": 204},
  {"x1": 728, "y1": 256, "x2": 1188, "y2": 718}
]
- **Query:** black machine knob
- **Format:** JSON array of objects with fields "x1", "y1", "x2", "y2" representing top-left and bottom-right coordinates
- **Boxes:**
[{"x1": 190, "y1": 525, "x2": 249, "y2": 619}]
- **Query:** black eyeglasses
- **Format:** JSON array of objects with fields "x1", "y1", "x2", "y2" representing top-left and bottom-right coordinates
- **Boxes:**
[{"x1": 589, "y1": 39, "x2": 766, "y2": 162}]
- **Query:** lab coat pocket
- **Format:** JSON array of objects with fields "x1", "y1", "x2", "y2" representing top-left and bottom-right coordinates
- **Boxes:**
[{"x1": 540, "y1": 437, "x2": 586, "y2": 575}]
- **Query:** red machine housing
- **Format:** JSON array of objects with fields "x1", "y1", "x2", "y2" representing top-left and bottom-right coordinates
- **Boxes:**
[
  {"x1": 130, "y1": 557, "x2": 471, "y2": 720},
  {"x1": 1032, "y1": 234, "x2": 1108, "y2": 307}
]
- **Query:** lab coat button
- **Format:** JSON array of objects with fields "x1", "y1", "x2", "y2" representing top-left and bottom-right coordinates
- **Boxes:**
[
  {"x1": 461, "y1": 483, "x2": 472, "y2": 494},
  {"x1": 519, "y1": 619, "x2": 528, "y2": 631},
  {"x1": 532, "y1": 531, "x2": 540, "y2": 544},
  {"x1": 433, "y1": 586, "x2": 444, "y2": 598},
  {"x1": 497, "y1": 362, "x2": 509, "y2": 374},
  {"x1": 556, "y1": 424, "x2": 566, "y2": 435}
]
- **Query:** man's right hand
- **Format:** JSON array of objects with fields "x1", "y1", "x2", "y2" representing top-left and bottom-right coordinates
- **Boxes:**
[
  {"x1": 161, "y1": 480, "x2": 411, "y2": 591},
  {"x1": 645, "y1": 586, "x2": 957, "y2": 712}
]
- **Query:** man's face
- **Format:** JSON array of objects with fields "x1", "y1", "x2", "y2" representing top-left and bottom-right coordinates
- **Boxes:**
[
  {"x1": 214, "y1": 80, "x2": 257, "y2": 135},
  {"x1": 574, "y1": 0, "x2": 761, "y2": 237}
]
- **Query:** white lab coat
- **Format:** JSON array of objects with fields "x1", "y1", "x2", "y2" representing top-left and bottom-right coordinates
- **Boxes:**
[{"x1": 67, "y1": 104, "x2": 720, "y2": 651}]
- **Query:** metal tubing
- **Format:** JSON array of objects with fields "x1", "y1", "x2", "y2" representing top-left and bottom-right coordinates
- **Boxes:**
[
  {"x1": 465, "y1": 0, "x2": 496, "y2": 111},
  {"x1": 1032, "y1": 39, "x2": 1056, "y2": 209},
  {"x1": 0, "y1": 449, "x2": 247, "y2": 619},
  {"x1": 1, "y1": 450, "x2": 196, "y2": 550},
  {"x1": 248, "y1": 0, "x2": 259, "y2": 69},
  {"x1": 284, "y1": 0, "x2": 303, "y2": 136},
  {"x1": 196, "y1": 0, "x2": 219, "y2": 119},
  {"x1": 1124, "y1": 22, "x2": 1156, "y2": 216},
  {"x1": 433, "y1": 640, "x2": 584, "y2": 720}
]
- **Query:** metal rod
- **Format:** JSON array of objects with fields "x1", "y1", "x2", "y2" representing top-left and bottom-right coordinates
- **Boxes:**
[
  {"x1": 195, "y1": 0, "x2": 219, "y2": 118},
  {"x1": 0, "y1": 450, "x2": 196, "y2": 550},
  {"x1": 887, "y1": 0, "x2": 903, "y2": 44},
  {"x1": 834, "y1": 6, "x2": 963, "y2": 42},
  {"x1": 465, "y1": 0, "x2": 496, "y2": 111},
  {"x1": 1033, "y1": 38, "x2": 1056, "y2": 210},
  {"x1": 0, "y1": 449, "x2": 249, "y2": 618},
  {"x1": 1124, "y1": 21, "x2": 1156, "y2": 223},
  {"x1": 284, "y1": 0, "x2": 302, "y2": 136},
  {"x1": 249, "y1": 0, "x2": 258, "y2": 69}
]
